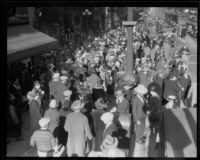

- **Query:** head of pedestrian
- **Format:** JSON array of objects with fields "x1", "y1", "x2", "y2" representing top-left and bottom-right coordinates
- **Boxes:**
[
  {"x1": 52, "y1": 72, "x2": 60, "y2": 81},
  {"x1": 71, "y1": 100, "x2": 84, "y2": 112},
  {"x1": 95, "y1": 98, "x2": 107, "y2": 110},
  {"x1": 168, "y1": 69, "x2": 178, "y2": 80},
  {"x1": 60, "y1": 76, "x2": 68, "y2": 84},
  {"x1": 101, "y1": 112, "x2": 114, "y2": 125},
  {"x1": 39, "y1": 117, "x2": 50, "y2": 130},
  {"x1": 34, "y1": 81, "x2": 41, "y2": 90},
  {"x1": 63, "y1": 90, "x2": 72, "y2": 100},
  {"x1": 27, "y1": 91, "x2": 39, "y2": 101},
  {"x1": 115, "y1": 89, "x2": 124, "y2": 99},
  {"x1": 134, "y1": 84, "x2": 148, "y2": 96},
  {"x1": 166, "y1": 95, "x2": 176, "y2": 109},
  {"x1": 49, "y1": 99, "x2": 58, "y2": 109}
]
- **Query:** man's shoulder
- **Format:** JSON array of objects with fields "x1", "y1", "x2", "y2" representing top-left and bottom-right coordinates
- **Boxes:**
[{"x1": 33, "y1": 129, "x2": 52, "y2": 136}]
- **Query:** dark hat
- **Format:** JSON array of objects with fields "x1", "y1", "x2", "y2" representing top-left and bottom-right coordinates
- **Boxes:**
[
  {"x1": 34, "y1": 80, "x2": 40, "y2": 86},
  {"x1": 95, "y1": 98, "x2": 107, "y2": 110},
  {"x1": 169, "y1": 69, "x2": 178, "y2": 78}
]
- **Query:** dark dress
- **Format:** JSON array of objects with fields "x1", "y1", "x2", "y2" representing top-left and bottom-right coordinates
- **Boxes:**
[
  {"x1": 90, "y1": 109, "x2": 105, "y2": 151},
  {"x1": 29, "y1": 100, "x2": 42, "y2": 133}
]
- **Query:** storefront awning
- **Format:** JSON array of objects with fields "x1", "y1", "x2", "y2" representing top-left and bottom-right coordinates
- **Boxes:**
[{"x1": 7, "y1": 24, "x2": 58, "y2": 63}]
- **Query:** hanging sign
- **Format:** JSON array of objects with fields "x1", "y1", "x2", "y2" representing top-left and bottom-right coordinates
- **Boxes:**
[{"x1": 122, "y1": 21, "x2": 137, "y2": 26}]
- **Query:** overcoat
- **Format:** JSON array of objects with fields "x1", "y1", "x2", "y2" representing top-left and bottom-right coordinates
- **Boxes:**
[
  {"x1": 64, "y1": 112, "x2": 93, "y2": 157},
  {"x1": 90, "y1": 109, "x2": 105, "y2": 151},
  {"x1": 29, "y1": 99, "x2": 42, "y2": 133}
]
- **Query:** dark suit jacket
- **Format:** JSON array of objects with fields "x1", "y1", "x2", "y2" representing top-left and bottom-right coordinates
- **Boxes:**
[
  {"x1": 163, "y1": 79, "x2": 181, "y2": 100},
  {"x1": 103, "y1": 123, "x2": 118, "y2": 142},
  {"x1": 132, "y1": 96, "x2": 146, "y2": 123},
  {"x1": 91, "y1": 109, "x2": 105, "y2": 151}
]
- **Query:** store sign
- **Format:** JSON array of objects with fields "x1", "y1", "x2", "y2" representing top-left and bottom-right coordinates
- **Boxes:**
[{"x1": 122, "y1": 21, "x2": 137, "y2": 26}]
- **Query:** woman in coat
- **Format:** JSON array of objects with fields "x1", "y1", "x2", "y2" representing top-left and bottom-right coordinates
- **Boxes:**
[
  {"x1": 27, "y1": 91, "x2": 42, "y2": 133},
  {"x1": 44, "y1": 99, "x2": 60, "y2": 135},
  {"x1": 64, "y1": 100, "x2": 93, "y2": 157}
]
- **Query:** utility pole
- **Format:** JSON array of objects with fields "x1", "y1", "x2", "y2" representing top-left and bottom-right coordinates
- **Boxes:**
[{"x1": 123, "y1": 7, "x2": 136, "y2": 81}]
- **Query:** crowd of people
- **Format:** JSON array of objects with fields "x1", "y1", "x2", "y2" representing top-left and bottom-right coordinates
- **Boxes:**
[{"x1": 7, "y1": 20, "x2": 196, "y2": 157}]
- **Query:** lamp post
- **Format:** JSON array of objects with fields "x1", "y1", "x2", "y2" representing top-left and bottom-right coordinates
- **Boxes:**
[{"x1": 82, "y1": 9, "x2": 92, "y2": 34}]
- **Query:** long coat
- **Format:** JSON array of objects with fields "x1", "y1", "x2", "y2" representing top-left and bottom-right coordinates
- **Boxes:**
[
  {"x1": 90, "y1": 109, "x2": 105, "y2": 151},
  {"x1": 44, "y1": 108, "x2": 59, "y2": 134},
  {"x1": 49, "y1": 80, "x2": 61, "y2": 101},
  {"x1": 178, "y1": 74, "x2": 191, "y2": 99},
  {"x1": 132, "y1": 95, "x2": 146, "y2": 141},
  {"x1": 56, "y1": 83, "x2": 68, "y2": 105},
  {"x1": 29, "y1": 99, "x2": 42, "y2": 133},
  {"x1": 64, "y1": 112, "x2": 93, "y2": 157}
]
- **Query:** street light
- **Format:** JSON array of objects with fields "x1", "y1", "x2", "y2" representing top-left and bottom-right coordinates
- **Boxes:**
[{"x1": 82, "y1": 9, "x2": 92, "y2": 34}]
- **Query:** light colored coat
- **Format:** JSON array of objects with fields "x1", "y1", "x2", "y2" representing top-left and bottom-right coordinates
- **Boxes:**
[{"x1": 64, "y1": 112, "x2": 93, "y2": 157}]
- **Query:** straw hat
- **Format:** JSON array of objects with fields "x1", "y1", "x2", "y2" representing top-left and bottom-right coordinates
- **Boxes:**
[
  {"x1": 52, "y1": 73, "x2": 60, "y2": 79},
  {"x1": 71, "y1": 100, "x2": 84, "y2": 110},
  {"x1": 101, "y1": 112, "x2": 114, "y2": 123},
  {"x1": 60, "y1": 76, "x2": 68, "y2": 81},
  {"x1": 95, "y1": 98, "x2": 107, "y2": 110},
  {"x1": 102, "y1": 135, "x2": 118, "y2": 149},
  {"x1": 63, "y1": 90, "x2": 72, "y2": 97},
  {"x1": 49, "y1": 99, "x2": 58, "y2": 108},
  {"x1": 134, "y1": 84, "x2": 148, "y2": 95},
  {"x1": 167, "y1": 95, "x2": 176, "y2": 100},
  {"x1": 39, "y1": 117, "x2": 50, "y2": 128},
  {"x1": 65, "y1": 58, "x2": 73, "y2": 64}
]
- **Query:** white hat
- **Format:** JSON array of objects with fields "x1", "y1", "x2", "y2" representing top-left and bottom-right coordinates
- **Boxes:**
[
  {"x1": 101, "y1": 112, "x2": 114, "y2": 123},
  {"x1": 134, "y1": 84, "x2": 148, "y2": 95},
  {"x1": 115, "y1": 61, "x2": 120, "y2": 67},
  {"x1": 66, "y1": 58, "x2": 73, "y2": 64},
  {"x1": 39, "y1": 117, "x2": 50, "y2": 128},
  {"x1": 60, "y1": 76, "x2": 68, "y2": 81},
  {"x1": 141, "y1": 57, "x2": 146, "y2": 63},
  {"x1": 63, "y1": 90, "x2": 72, "y2": 97},
  {"x1": 52, "y1": 73, "x2": 60, "y2": 79},
  {"x1": 49, "y1": 99, "x2": 58, "y2": 108},
  {"x1": 167, "y1": 95, "x2": 176, "y2": 100}
]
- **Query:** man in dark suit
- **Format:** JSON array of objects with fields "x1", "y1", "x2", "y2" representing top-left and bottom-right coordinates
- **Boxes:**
[{"x1": 131, "y1": 84, "x2": 148, "y2": 144}]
